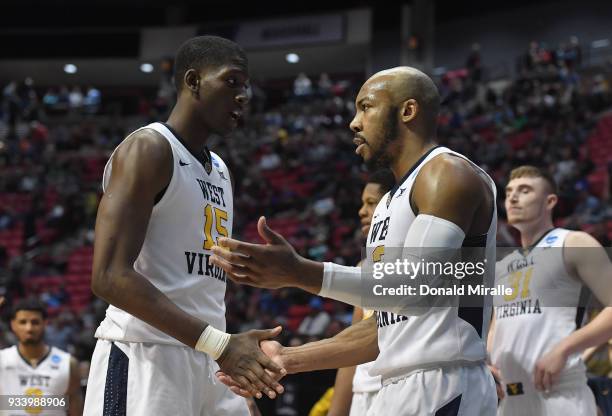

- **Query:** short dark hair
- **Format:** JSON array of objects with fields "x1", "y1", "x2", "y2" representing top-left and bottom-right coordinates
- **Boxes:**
[
  {"x1": 11, "y1": 298, "x2": 48, "y2": 320},
  {"x1": 509, "y1": 165, "x2": 558, "y2": 194},
  {"x1": 367, "y1": 169, "x2": 395, "y2": 194},
  {"x1": 174, "y1": 35, "x2": 248, "y2": 93}
]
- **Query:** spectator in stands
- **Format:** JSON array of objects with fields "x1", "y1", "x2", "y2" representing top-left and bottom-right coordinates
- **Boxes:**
[
  {"x1": 45, "y1": 312, "x2": 75, "y2": 351},
  {"x1": 156, "y1": 57, "x2": 175, "y2": 116},
  {"x1": 318, "y1": 73, "x2": 333, "y2": 97},
  {"x1": 466, "y1": 43, "x2": 482, "y2": 83},
  {"x1": 82, "y1": 86, "x2": 101, "y2": 114},
  {"x1": 294, "y1": 72, "x2": 313, "y2": 98},
  {"x1": 297, "y1": 297, "x2": 330, "y2": 337},
  {"x1": 572, "y1": 182, "x2": 605, "y2": 224},
  {"x1": 69, "y1": 87, "x2": 84, "y2": 109}
]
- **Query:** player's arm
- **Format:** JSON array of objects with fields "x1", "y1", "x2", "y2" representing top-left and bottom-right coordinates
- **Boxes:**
[
  {"x1": 533, "y1": 231, "x2": 612, "y2": 391},
  {"x1": 211, "y1": 155, "x2": 485, "y2": 311},
  {"x1": 218, "y1": 317, "x2": 378, "y2": 398},
  {"x1": 67, "y1": 357, "x2": 83, "y2": 416},
  {"x1": 327, "y1": 306, "x2": 363, "y2": 416},
  {"x1": 91, "y1": 130, "x2": 284, "y2": 398},
  {"x1": 282, "y1": 315, "x2": 378, "y2": 373}
]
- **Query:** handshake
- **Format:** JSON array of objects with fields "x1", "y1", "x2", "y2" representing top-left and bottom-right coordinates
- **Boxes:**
[{"x1": 214, "y1": 326, "x2": 290, "y2": 400}]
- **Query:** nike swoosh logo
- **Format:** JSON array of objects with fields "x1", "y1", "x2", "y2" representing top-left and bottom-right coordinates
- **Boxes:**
[{"x1": 179, "y1": 160, "x2": 190, "y2": 166}]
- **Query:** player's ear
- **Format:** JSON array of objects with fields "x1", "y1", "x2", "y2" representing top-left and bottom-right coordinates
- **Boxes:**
[
  {"x1": 400, "y1": 99, "x2": 418, "y2": 124},
  {"x1": 546, "y1": 193, "x2": 558, "y2": 211},
  {"x1": 184, "y1": 69, "x2": 200, "y2": 96}
]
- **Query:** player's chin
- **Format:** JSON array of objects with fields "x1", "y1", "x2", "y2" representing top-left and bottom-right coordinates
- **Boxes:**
[{"x1": 506, "y1": 215, "x2": 522, "y2": 225}]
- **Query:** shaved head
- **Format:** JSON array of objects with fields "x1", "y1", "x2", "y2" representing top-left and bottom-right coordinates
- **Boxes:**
[{"x1": 364, "y1": 66, "x2": 440, "y2": 136}]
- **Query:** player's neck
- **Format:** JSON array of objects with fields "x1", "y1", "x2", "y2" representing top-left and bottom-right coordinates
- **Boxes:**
[
  {"x1": 391, "y1": 139, "x2": 437, "y2": 181},
  {"x1": 519, "y1": 219, "x2": 555, "y2": 248},
  {"x1": 166, "y1": 104, "x2": 209, "y2": 154},
  {"x1": 18, "y1": 343, "x2": 49, "y2": 365}
]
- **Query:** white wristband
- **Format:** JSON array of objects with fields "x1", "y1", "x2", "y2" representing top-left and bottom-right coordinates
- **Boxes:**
[{"x1": 195, "y1": 326, "x2": 231, "y2": 360}]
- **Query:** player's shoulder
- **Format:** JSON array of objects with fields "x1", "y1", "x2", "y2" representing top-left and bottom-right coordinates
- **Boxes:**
[
  {"x1": 0, "y1": 344, "x2": 16, "y2": 352},
  {"x1": 109, "y1": 126, "x2": 173, "y2": 185},
  {"x1": 0, "y1": 345, "x2": 17, "y2": 361},
  {"x1": 423, "y1": 152, "x2": 481, "y2": 182},
  {"x1": 115, "y1": 127, "x2": 171, "y2": 162},
  {"x1": 563, "y1": 230, "x2": 602, "y2": 248},
  {"x1": 0, "y1": 345, "x2": 15, "y2": 354},
  {"x1": 416, "y1": 152, "x2": 484, "y2": 200},
  {"x1": 48, "y1": 345, "x2": 71, "y2": 357}
]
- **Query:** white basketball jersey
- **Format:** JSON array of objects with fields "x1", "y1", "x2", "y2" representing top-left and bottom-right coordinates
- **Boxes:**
[
  {"x1": 490, "y1": 228, "x2": 588, "y2": 392},
  {"x1": 0, "y1": 345, "x2": 70, "y2": 416},
  {"x1": 352, "y1": 309, "x2": 382, "y2": 393},
  {"x1": 95, "y1": 122, "x2": 233, "y2": 345},
  {"x1": 367, "y1": 146, "x2": 497, "y2": 381}
]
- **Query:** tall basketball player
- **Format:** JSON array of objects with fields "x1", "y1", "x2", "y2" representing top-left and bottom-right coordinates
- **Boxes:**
[
  {"x1": 488, "y1": 165, "x2": 612, "y2": 415},
  {"x1": 0, "y1": 299, "x2": 83, "y2": 415},
  {"x1": 83, "y1": 36, "x2": 284, "y2": 416},
  {"x1": 211, "y1": 67, "x2": 498, "y2": 415}
]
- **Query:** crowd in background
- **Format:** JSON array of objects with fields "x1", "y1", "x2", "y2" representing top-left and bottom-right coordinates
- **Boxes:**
[{"x1": 0, "y1": 37, "x2": 611, "y2": 414}]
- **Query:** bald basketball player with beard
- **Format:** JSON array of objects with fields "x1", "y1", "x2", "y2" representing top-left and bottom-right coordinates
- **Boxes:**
[{"x1": 213, "y1": 67, "x2": 499, "y2": 415}]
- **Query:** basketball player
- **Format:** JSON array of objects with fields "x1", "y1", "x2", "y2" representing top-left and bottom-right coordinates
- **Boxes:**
[
  {"x1": 83, "y1": 36, "x2": 284, "y2": 416},
  {"x1": 328, "y1": 170, "x2": 394, "y2": 416},
  {"x1": 0, "y1": 299, "x2": 83, "y2": 416},
  {"x1": 488, "y1": 165, "x2": 612, "y2": 415},
  {"x1": 211, "y1": 66, "x2": 498, "y2": 415}
]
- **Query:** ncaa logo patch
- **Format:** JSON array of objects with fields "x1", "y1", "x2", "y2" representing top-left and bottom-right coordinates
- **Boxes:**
[
  {"x1": 545, "y1": 235, "x2": 558, "y2": 245},
  {"x1": 51, "y1": 354, "x2": 61, "y2": 364}
]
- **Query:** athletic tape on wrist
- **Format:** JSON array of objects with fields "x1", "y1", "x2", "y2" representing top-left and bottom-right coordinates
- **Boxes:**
[{"x1": 195, "y1": 325, "x2": 231, "y2": 360}]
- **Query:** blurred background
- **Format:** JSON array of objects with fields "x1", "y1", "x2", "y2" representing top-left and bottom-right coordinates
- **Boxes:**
[{"x1": 1, "y1": 0, "x2": 612, "y2": 414}]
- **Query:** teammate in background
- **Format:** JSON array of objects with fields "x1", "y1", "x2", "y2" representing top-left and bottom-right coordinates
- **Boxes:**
[
  {"x1": 212, "y1": 66, "x2": 498, "y2": 415},
  {"x1": 327, "y1": 169, "x2": 394, "y2": 416},
  {"x1": 83, "y1": 36, "x2": 284, "y2": 416},
  {"x1": 488, "y1": 165, "x2": 612, "y2": 415},
  {"x1": 0, "y1": 299, "x2": 83, "y2": 416}
]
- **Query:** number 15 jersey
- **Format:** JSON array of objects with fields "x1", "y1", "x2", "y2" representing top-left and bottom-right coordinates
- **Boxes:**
[{"x1": 95, "y1": 122, "x2": 233, "y2": 345}]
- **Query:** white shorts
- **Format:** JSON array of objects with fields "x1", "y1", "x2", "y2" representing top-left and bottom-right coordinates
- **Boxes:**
[
  {"x1": 368, "y1": 363, "x2": 497, "y2": 416},
  {"x1": 497, "y1": 383, "x2": 596, "y2": 416},
  {"x1": 83, "y1": 340, "x2": 249, "y2": 416},
  {"x1": 350, "y1": 391, "x2": 377, "y2": 416}
]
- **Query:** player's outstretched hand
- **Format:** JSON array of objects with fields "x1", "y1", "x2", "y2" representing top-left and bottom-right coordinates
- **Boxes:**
[
  {"x1": 211, "y1": 216, "x2": 301, "y2": 289},
  {"x1": 216, "y1": 327, "x2": 286, "y2": 400},
  {"x1": 217, "y1": 340, "x2": 286, "y2": 398},
  {"x1": 533, "y1": 344, "x2": 566, "y2": 393}
]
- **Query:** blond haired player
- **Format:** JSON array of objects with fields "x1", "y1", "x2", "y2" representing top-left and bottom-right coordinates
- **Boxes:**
[{"x1": 488, "y1": 165, "x2": 612, "y2": 415}]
